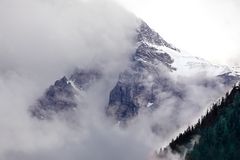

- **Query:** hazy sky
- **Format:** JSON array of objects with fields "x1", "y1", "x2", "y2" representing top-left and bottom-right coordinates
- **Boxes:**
[
  {"x1": 0, "y1": 1, "x2": 237, "y2": 159},
  {"x1": 117, "y1": 0, "x2": 240, "y2": 66}
]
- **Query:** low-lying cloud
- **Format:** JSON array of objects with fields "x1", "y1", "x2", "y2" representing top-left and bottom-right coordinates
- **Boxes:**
[
  {"x1": 0, "y1": 0, "x2": 143, "y2": 159},
  {"x1": 0, "y1": 0, "x2": 137, "y2": 87},
  {"x1": 0, "y1": 0, "x2": 234, "y2": 160}
]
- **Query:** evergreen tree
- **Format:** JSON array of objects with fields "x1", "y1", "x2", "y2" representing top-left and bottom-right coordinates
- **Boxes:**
[{"x1": 167, "y1": 84, "x2": 240, "y2": 160}]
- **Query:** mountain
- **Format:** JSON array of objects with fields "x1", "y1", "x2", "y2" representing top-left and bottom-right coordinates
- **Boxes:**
[
  {"x1": 105, "y1": 21, "x2": 240, "y2": 121},
  {"x1": 30, "y1": 20, "x2": 240, "y2": 121},
  {"x1": 162, "y1": 82, "x2": 240, "y2": 160},
  {"x1": 31, "y1": 69, "x2": 101, "y2": 119}
]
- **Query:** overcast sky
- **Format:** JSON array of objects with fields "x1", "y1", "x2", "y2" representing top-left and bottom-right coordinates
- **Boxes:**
[
  {"x1": 0, "y1": 1, "x2": 238, "y2": 159},
  {"x1": 117, "y1": 0, "x2": 240, "y2": 66}
]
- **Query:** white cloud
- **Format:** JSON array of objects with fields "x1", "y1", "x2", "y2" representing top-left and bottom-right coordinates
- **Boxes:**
[
  {"x1": 0, "y1": 0, "x2": 137, "y2": 87},
  {"x1": 0, "y1": 0, "x2": 143, "y2": 159},
  {"x1": 117, "y1": 0, "x2": 240, "y2": 66},
  {"x1": 0, "y1": 0, "x2": 236, "y2": 160}
]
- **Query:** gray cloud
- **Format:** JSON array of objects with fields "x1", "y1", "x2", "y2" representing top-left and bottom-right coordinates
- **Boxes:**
[
  {"x1": 0, "y1": 0, "x2": 235, "y2": 160},
  {"x1": 0, "y1": 0, "x2": 143, "y2": 159},
  {"x1": 0, "y1": 0, "x2": 137, "y2": 87}
]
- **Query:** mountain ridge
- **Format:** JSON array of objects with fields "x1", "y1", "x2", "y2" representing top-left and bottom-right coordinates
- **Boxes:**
[{"x1": 30, "y1": 20, "x2": 240, "y2": 122}]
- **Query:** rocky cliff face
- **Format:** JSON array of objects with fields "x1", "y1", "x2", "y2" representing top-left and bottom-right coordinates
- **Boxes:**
[
  {"x1": 106, "y1": 22, "x2": 182, "y2": 121},
  {"x1": 31, "y1": 70, "x2": 101, "y2": 119},
  {"x1": 105, "y1": 21, "x2": 240, "y2": 122},
  {"x1": 30, "y1": 21, "x2": 240, "y2": 121}
]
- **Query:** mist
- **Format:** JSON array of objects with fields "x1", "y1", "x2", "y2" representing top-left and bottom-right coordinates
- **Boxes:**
[
  {"x1": 0, "y1": 0, "x2": 146, "y2": 159},
  {"x1": 0, "y1": 0, "x2": 235, "y2": 160},
  {"x1": 0, "y1": 0, "x2": 137, "y2": 87}
]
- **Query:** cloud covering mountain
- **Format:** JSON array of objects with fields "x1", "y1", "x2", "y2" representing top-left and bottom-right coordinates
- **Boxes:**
[{"x1": 0, "y1": 0, "x2": 239, "y2": 160}]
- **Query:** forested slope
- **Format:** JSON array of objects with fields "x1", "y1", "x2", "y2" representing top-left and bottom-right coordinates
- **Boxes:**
[{"x1": 168, "y1": 83, "x2": 240, "y2": 160}]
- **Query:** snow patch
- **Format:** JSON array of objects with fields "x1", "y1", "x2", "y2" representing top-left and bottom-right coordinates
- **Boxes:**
[
  {"x1": 147, "y1": 102, "x2": 153, "y2": 108},
  {"x1": 143, "y1": 40, "x2": 240, "y2": 78}
]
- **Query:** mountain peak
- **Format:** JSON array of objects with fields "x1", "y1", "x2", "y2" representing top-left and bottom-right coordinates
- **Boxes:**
[{"x1": 137, "y1": 20, "x2": 180, "y2": 52}]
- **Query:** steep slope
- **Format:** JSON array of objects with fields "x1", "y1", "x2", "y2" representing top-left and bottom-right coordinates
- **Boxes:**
[
  {"x1": 164, "y1": 82, "x2": 240, "y2": 160},
  {"x1": 106, "y1": 21, "x2": 240, "y2": 121},
  {"x1": 30, "y1": 20, "x2": 240, "y2": 120},
  {"x1": 31, "y1": 69, "x2": 101, "y2": 119},
  {"x1": 106, "y1": 23, "x2": 181, "y2": 120}
]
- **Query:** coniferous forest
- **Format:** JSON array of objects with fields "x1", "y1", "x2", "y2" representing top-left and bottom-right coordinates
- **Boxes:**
[{"x1": 168, "y1": 83, "x2": 240, "y2": 160}]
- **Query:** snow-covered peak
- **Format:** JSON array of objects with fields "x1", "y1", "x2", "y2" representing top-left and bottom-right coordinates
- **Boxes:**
[
  {"x1": 160, "y1": 46, "x2": 237, "y2": 78},
  {"x1": 141, "y1": 37, "x2": 240, "y2": 78},
  {"x1": 32, "y1": 20, "x2": 240, "y2": 121}
]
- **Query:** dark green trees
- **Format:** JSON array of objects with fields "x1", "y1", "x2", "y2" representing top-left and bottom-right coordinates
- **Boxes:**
[{"x1": 168, "y1": 83, "x2": 240, "y2": 160}]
